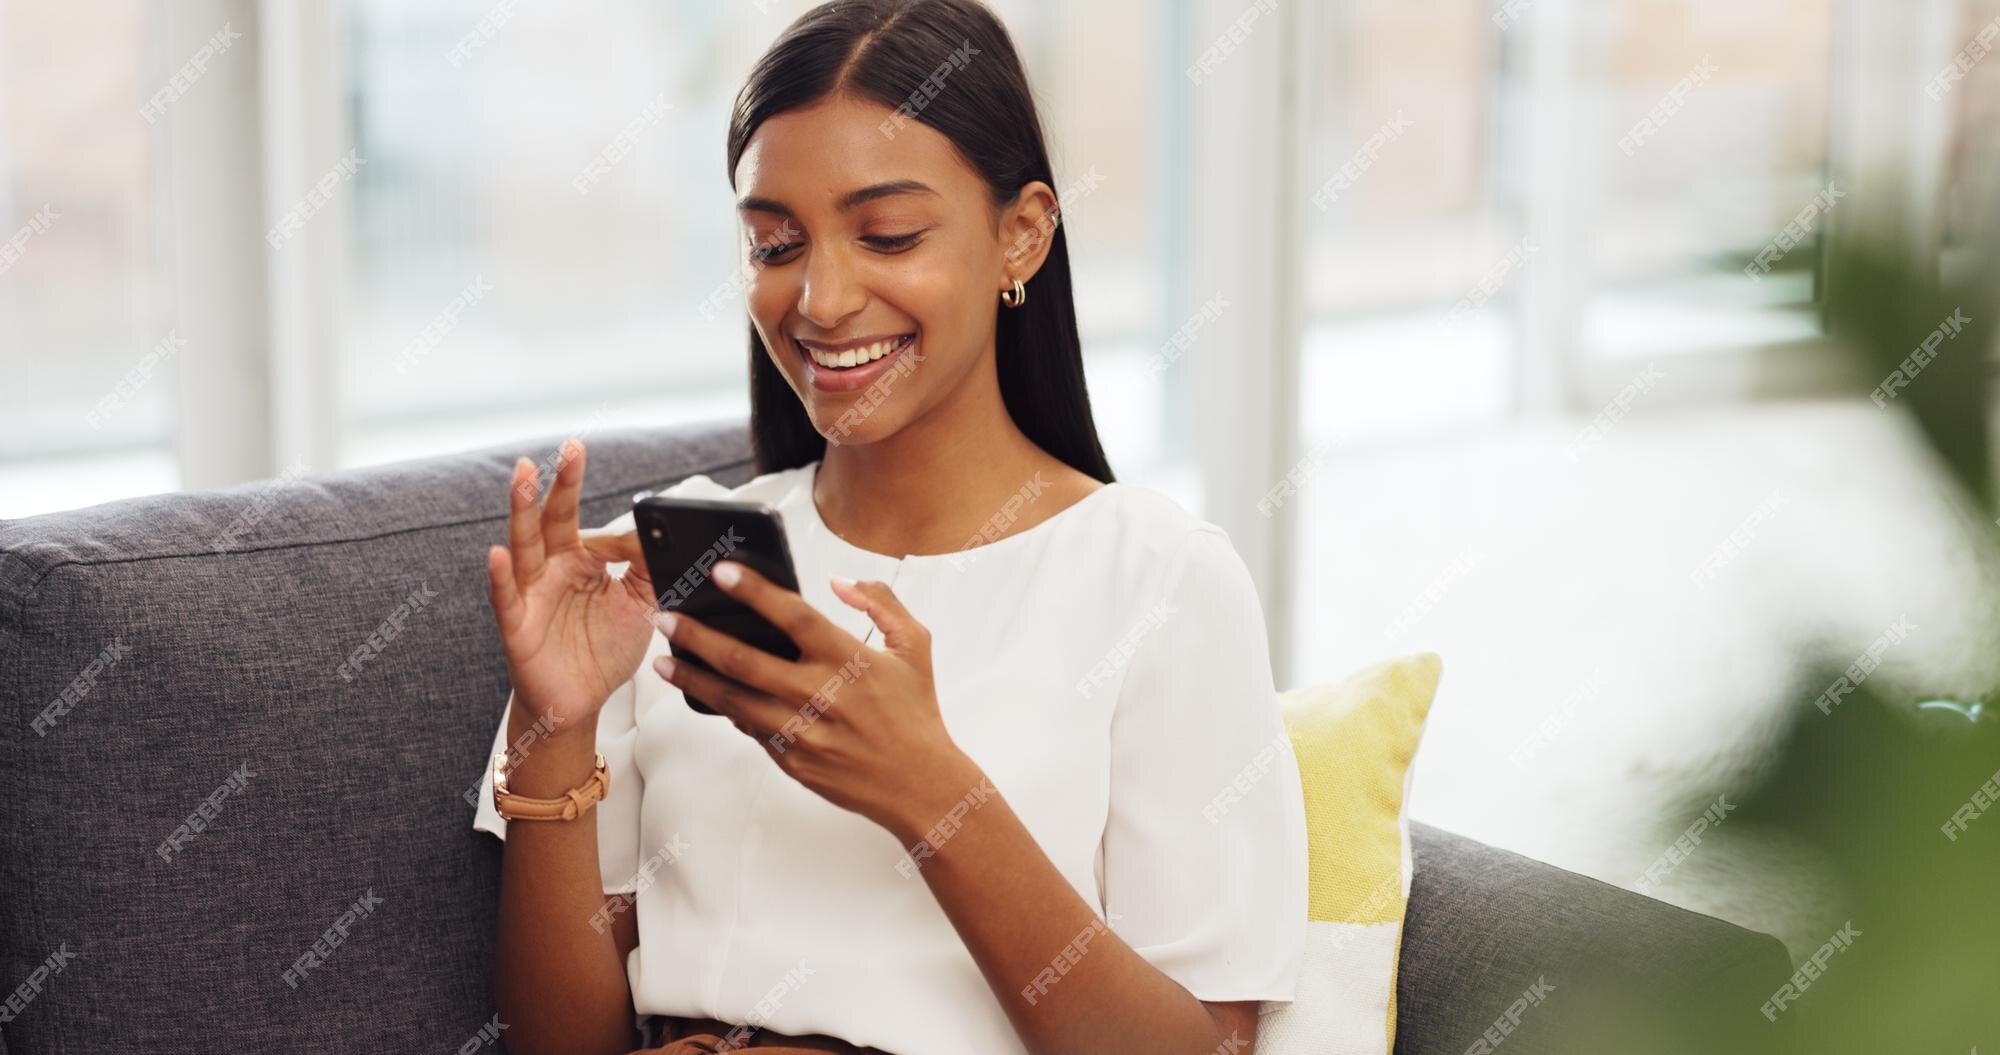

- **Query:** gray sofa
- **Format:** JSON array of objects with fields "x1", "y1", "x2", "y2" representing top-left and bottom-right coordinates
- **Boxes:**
[{"x1": 0, "y1": 418, "x2": 1792, "y2": 1054}]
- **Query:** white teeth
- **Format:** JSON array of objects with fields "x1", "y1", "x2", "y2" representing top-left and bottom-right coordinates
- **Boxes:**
[{"x1": 805, "y1": 335, "x2": 910, "y2": 369}]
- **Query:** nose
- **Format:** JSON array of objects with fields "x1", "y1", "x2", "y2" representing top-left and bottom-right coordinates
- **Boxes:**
[{"x1": 796, "y1": 244, "x2": 868, "y2": 332}]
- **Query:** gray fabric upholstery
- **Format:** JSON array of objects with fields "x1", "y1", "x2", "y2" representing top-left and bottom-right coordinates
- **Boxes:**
[
  {"x1": 1395, "y1": 822, "x2": 1794, "y2": 1055},
  {"x1": 0, "y1": 417, "x2": 1791, "y2": 1053},
  {"x1": 0, "y1": 421, "x2": 754, "y2": 1054}
]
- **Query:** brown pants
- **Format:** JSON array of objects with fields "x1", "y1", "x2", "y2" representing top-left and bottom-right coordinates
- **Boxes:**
[{"x1": 640, "y1": 1014, "x2": 896, "y2": 1054}]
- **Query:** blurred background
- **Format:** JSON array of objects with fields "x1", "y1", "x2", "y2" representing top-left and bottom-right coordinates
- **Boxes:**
[{"x1": 3, "y1": 0, "x2": 1998, "y2": 974}]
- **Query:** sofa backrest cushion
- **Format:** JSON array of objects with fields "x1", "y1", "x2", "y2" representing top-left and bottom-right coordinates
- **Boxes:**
[{"x1": 0, "y1": 421, "x2": 753, "y2": 1054}]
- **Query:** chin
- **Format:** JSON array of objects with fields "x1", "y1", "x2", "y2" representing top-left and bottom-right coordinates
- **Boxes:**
[{"x1": 812, "y1": 403, "x2": 908, "y2": 448}]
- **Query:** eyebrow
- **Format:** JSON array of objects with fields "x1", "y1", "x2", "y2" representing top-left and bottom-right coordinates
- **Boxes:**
[{"x1": 737, "y1": 179, "x2": 939, "y2": 217}]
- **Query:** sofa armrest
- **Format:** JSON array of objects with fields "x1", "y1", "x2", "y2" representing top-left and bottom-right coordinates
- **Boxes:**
[{"x1": 1393, "y1": 823, "x2": 1794, "y2": 1055}]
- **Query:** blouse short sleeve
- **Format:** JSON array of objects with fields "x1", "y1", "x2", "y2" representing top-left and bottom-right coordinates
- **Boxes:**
[
  {"x1": 1099, "y1": 526, "x2": 1309, "y2": 1002},
  {"x1": 468, "y1": 492, "x2": 686, "y2": 897}
]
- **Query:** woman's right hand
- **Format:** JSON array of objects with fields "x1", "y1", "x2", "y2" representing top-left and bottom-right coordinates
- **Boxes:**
[{"x1": 485, "y1": 438, "x2": 658, "y2": 733}]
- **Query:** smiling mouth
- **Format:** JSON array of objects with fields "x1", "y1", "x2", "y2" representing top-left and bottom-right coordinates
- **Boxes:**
[{"x1": 795, "y1": 333, "x2": 916, "y2": 370}]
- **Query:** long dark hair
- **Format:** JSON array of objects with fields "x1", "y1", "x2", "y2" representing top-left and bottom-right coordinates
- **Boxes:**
[{"x1": 726, "y1": 0, "x2": 1115, "y2": 483}]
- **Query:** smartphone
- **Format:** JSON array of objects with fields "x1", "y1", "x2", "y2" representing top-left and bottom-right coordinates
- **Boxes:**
[{"x1": 632, "y1": 495, "x2": 802, "y2": 715}]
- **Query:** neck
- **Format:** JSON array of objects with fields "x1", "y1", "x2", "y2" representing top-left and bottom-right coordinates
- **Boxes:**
[{"x1": 815, "y1": 352, "x2": 1054, "y2": 556}]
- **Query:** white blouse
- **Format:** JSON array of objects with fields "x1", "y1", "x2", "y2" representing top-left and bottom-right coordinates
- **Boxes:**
[{"x1": 474, "y1": 460, "x2": 1307, "y2": 1054}]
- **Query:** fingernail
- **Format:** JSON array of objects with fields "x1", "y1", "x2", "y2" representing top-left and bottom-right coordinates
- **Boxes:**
[
  {"x1": 655, "y1": 656, "x2": 676, "y2": 678},
  {"x1": 653, "y1": 611, "x2": 678, "y2": 636},
  {"x1": 831, "y1": 575, "x2": 856, "y2": 590},
  {"x1": 713, "y1": 561, "x2": 741, "y2": 588}
]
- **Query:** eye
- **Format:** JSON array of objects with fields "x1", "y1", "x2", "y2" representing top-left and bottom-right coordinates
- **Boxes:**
[
  {"x1": 751, "y1": 240, "x2": 803, "y2": 264},
  {"x1": 861, "y1": 231, "x2": 925, "y2": 253}
]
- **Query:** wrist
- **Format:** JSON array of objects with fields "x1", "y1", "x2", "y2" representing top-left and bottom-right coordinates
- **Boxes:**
[
  {"x1": 505, "y1": 695, "x2": 599, "y2": 745},
  {"x1": 501, "y1": 706, "x2": 602, "y2": 799},
  {"x1": 886, "y1": 745, "x2": 990, "y2": 849}
]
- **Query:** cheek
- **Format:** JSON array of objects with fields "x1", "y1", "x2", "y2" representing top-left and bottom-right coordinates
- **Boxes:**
[
  {"x1": 883, "y1": 243, "x2": 990, "y2": 333},
  {"x1": 744, "y1": 265, "x2": 797, "y2": 326}
]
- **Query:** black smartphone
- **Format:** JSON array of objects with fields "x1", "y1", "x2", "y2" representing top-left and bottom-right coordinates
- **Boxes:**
[{"x1": 632, "y1": 495, "x2": 803, "y2": 715}]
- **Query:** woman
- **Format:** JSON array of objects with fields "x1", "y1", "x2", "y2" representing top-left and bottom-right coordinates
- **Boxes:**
[{"x1": 472, "y1": 2, "x2": 1306, "y2": 1052}]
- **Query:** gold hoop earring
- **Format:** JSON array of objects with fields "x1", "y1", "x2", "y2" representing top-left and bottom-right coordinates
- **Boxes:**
[{"x1": 1000, "y1": 277, "x2": 1027, "y2": 308}]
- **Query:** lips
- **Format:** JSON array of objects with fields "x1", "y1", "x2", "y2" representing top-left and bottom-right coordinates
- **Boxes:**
[
  {"x1": 798, "y1": 333, "x2": 913, "y2": 369},
  {"x1": 791, "y1": 333, "x2": 918, "y2": 394}
]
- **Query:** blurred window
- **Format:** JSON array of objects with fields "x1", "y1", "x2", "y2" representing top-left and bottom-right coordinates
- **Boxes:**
[{"x1": 0, "y1": 1, "x2": 177, "y2": 518}]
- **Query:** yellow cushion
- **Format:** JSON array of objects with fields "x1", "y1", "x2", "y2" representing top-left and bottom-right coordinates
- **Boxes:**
[{"x1": 1258, "y1": 653, "x2": 1442, "y2": 1055}]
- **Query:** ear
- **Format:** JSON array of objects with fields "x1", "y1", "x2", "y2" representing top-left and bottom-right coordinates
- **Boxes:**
[{"x1": 995, "y1": 179, "x2": 1061, "y2": 291}]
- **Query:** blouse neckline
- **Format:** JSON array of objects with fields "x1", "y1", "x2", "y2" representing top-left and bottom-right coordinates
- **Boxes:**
[{"x1": 795, "y1": 459, "x2": 1124, "y2": 568}]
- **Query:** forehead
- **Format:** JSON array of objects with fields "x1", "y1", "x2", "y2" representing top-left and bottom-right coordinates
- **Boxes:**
[{"x1": 734, "y1": 93, "x2": 980, "y2": 209}]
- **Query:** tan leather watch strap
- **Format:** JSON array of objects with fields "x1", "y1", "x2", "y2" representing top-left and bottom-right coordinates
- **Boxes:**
[{"x1": 492, "y1": 751, "x2": 610, "y2": 822}]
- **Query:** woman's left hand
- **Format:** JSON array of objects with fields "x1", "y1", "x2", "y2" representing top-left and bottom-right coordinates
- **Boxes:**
[{"x1": 649, "y1": 560, "x2": 977, "y2": 837}]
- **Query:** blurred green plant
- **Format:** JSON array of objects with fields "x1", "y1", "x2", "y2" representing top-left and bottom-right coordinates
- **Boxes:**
[
  {"x1": 1825, "y1": 237, "x2": 1994, "y2": 508},
  {"x1": 1545, "y1": 234, "x2": 2000, "y2": 1054},
  {"x1": 1726, "y1": 234, "x2": 2000, "y2": 1053},
  {"x1": 1722, "y1": 236, "x2": 1996, "y2": 1054}
]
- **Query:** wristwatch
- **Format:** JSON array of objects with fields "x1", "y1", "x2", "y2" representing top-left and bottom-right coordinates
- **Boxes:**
[{"x1": 492, "y1": 750, "x2": 610, "y2": 822}]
